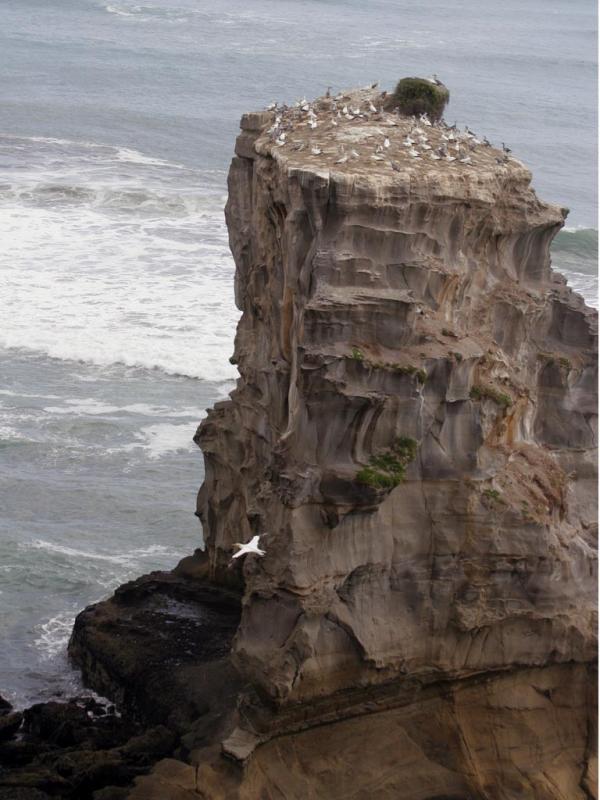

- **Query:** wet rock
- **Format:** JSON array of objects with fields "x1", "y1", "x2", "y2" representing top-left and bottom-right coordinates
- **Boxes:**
[
  {"x1": 0, "y1": 711, "x2": 23, "y2": 742},
  {"x1": 0, "y1": 696, "x2": 12, "y2": 717},
  {"x1": 69, "y1": 567, "x2": 242, "y2": 740}
]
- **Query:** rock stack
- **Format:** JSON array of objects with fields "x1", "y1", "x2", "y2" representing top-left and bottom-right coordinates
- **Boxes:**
[{"x1": 66, "y1": 86, "x2": 598, "y2": 799}]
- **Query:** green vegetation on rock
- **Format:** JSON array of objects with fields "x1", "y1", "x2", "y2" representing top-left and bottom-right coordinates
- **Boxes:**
[
  {"x1": 483, "y1": 488, "x2": 503, "y2": 502},
  {"x1": 387, "y1": 77, "x2": 449, "y2": 121},
  {"x1": 350, "y1": 347, "x2": 364, "y2": 361},
  {"x1": 356, "y1": 436, "x2": 418, "y2": 489},
  {"x1": 470, "y1": 384, "x2": 512, "y2": 408}
]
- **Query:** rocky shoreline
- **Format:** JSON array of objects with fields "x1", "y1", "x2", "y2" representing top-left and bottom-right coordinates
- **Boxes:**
[{"x1": 2, "y1": 84, "x2": 597, "y2": 799}]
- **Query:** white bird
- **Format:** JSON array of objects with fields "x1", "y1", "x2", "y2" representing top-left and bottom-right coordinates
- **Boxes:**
[
  {"x1": 420, "y1": 113, "x2": 432, "y2": 127},
  {"x1": 408, "y1": 148, "x2": 420, "y2": 158},
  {"x1": 342, "y1": 105, "x2": 348, "y2": 114},
  {"x1": 335, "y1": 153, "x2": 348, "y2": 164},
  {"x1": 230, "y1": 535, "x2": 266, "y2": 562},
  {"x1": 267, "y1": 102, "x2": 277, "y2": 111},
  {"x1": 421, "y1": 143, "x2": 431, "y2": 151},
  {"x1": 308, "y1": 119, "x2": 318, "y2": 129},
  {"x1": 331, "y1": 118, "x2": 338, "y2": 127},
  {"x1": 383, "y1": 137, "x2": 390, "y2": 148},
  {"x1": 371, "y1": 153, "x2": 385, "y2": 161},
  {"x1": 403, "y1": 136, "x2": 415, "y2": 147},
  {"x1": 350, "y1": 149, "x2": 360, "y2": 159},
  {"x1": 311, "y1": 146, "x2": 322, "y2": 155},
  {"x1": 368, "y1": 101, "x2": 377, "y2": 113},
  {"x1": 458, "y1": 155, "x2": 471, "y2": 164},
  {"x1": 429, "y1": 152, "x2": 441, "y2": 160},
  {"x1": 445, "y1": 155, "x2": 456, "y2": 162}
]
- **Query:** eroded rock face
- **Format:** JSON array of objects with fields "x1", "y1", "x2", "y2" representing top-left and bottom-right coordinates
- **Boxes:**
[{"x1": 195, "y1": 87, "x2": 597, "y2": 720}]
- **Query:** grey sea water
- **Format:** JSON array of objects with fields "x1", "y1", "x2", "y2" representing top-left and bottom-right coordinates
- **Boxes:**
[{"x1": 0, "y1": 0, "x2": 597, "y2": 707}]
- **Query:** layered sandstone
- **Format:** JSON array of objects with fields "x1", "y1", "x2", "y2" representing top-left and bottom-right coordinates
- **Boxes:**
[
  {"x1": 197, "y1": 86, "x2": 596, "y2": 703},
  {"x1": 72, "y1": 86, "x2": 598, "y2": 799}
]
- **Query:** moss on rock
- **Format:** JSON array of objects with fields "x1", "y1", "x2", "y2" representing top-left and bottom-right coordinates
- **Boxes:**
[{"x1": 387, "y1": 77, "x2": 449, "y2": 121}]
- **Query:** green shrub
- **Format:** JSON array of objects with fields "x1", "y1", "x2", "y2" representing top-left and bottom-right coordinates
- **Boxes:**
[
  {"x1": 483, "y1": 488, "x2": 502, "y2": 502},
  {"x1": 356, "y1": 436, "x2": 418, "y2": 489},
  {"x1": 350, "y1": 347, "x2": 364, "y2": 361},
  {"x1": 470, "y1": 384, "x2": 512, "y2": 408},
  {"x1": 387, "y1": 77, "x2": 449, "y2": 121}
]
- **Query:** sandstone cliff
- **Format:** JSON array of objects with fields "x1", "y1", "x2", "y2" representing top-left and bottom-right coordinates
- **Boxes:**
[{"x1": 71, "y1": 86, "x2": 597, "y2": 799}]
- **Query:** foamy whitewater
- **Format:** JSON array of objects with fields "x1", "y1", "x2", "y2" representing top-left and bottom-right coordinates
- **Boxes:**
[{"x1": 0, "y1": 0, "x2": 597, "y2": 707}]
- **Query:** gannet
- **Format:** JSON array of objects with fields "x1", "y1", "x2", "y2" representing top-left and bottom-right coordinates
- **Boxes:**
[
  {"x1": 368, "y1": 101, "x2": 377, "y2": 113},
  {"x1": 335, "y1": 153, "x2": 348, "y2": 164},
  {"x1": 308, "y1": 119, "x2": 318, "y2": 129},
  {"x1": 408, "y1": 148, "x2": 420, "y2": 158},
  {"x1": 350, "y1": 149, "x2": 360, "y2": 159},
  {"x1": 311, "y1": 146, "x2": 322, "y2": 155},
  {"x1": 445, "y1": 155, "x2": 456, "y2": 162},
  {"x1": 458, "y1": 155, "x2": 471, "y2": 164},
  {"x1": 421, "y1": 143, "x2": 431, "y2": 151},
  {"x1": 267, "y1": 102, "x2": 277, "y2": 111},
  {"x1": 230, "y1": 535, "x2": 266, "y2": 562},
  {"x1": 429, "y1": 152, "x2": 441, "y2": 160},
  {"x1": 383, "y1": 137, "x2": 390, "y2": 148},
  {"x1": 403, "y1": 137, "x2": 415, "y2": 147}
]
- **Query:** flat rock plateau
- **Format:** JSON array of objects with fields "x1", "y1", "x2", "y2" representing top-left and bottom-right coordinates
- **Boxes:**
[{"x1": 2, "y1": 86, "x2": 597, "y2": 800}]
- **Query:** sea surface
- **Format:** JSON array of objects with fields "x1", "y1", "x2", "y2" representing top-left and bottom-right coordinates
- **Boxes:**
[{"x1": 0, "y1": 0, "x2": 597, "y2": 707}]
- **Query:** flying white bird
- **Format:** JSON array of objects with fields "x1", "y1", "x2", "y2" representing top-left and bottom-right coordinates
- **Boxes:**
[{"x1": 230, "y1": 535, "x2": 266, "y2": 562}]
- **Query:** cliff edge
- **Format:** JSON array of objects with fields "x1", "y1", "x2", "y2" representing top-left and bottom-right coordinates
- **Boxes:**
[{"x1": 71, "y1": 86, "x2": 597, "y2": 799}]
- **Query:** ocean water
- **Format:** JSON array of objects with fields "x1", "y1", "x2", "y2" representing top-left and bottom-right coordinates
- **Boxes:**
[{"x1": 0, "y1": 0, "x2": 596, "y2": 707}]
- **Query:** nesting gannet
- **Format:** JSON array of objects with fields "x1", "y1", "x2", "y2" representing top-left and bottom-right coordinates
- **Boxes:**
[
  {"x1": 331, "y1": 118, "x2": 338, "y2": 127},
  {"x1": 429, "y1": 152, "x2": 441, "y2": 160},
  {"x1": 408, "y1": 148, "x2": 420, "y2": 158},
  {"x1": 403, "y1": 137, "x2": 415, "y2": 147},
  {"x1": 267, "y1": 102, "x2": 277, "y2": 111},
  {"x1": 335, "y1": 153, "x2": 348, "y2": 164},
  {"x1": 230, "y1": 535, "x2": 266, "y2": 562},
  {"x1": 368, "y1": 101, "x2": 377, "y2": 113},
  {"x1": 420, "y1": 113, "x2": 432, "y2": 127},
  {"x1": 371, "y1": 153, "x2": 385, "y2": 161},
  {"x1": 310, "y1": 146, "x2": 322, "y2": 155},
  {"x1": 458, "y1": 155, "x2": 471, "y2": 164},
  {"x1": 308, "y1": 119, "x2": 318, "y2": 129},
  {"x1": 350, "y1": 149, "x2": 360, "y2": 159},
  {"x1": 383, "y1": 137, "x2": 390, "y2": 148},
  {"x1": 445, "y1": 155, "x2": 456, "y2": 162},
  {"x1": 421, "y1": 143, "x2": 431, "y2": 151}
]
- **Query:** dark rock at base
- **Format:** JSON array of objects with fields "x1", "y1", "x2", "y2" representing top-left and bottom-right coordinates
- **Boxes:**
[
  {"x1": 0, "y1": 712, "x2": 23, "y2": 742},
  {"x1": 0, "y1": 739, "x2": 43, "y2": 768},
  {"x1": 0, "y1": 789, "x2": 51, "y2": 800},
  {"x1": 92, "y1": 788, "x2": 130, "y2": 800},
  {"x1": 68, "y1": 557, "x2": 242, "y2": 745},
  {"x1": 0, "y1": 697, "x2": 12, "y2": 717}
]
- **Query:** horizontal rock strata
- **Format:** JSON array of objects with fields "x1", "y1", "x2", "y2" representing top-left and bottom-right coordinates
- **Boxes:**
[{"x1": 71, "y1": 86, "x2": 598, "y2": 799}]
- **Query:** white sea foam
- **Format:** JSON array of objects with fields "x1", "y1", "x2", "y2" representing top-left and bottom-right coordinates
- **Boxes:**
[
  {"x1": 122, "y1": 420, "x2": 202, "y2": 458},
  {"x1": 0, "y1": 136, "x2": 239, "y2": 383},
  {"x1": 35, "y1": 613, "x2": 75, "y2": 658}
]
